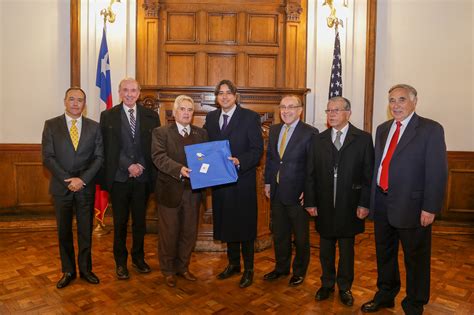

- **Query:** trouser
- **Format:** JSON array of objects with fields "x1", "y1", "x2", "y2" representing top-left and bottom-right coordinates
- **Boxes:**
[{"x1": 111, "y1": 179, "x2": 149, "y2": 266}]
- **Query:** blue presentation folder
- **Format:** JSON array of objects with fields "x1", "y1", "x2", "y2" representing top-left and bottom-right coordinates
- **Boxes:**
[{"x1": 184, "y1": 140, "x2": 238, "y2": 189}]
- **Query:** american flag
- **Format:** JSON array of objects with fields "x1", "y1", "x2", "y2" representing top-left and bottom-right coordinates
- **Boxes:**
[
  {"x1": 328, "y1": 30, "x2": 342, "y2": 99},
  {"x1": 94, "y1": 27, "x2": 112, "y2": 224}
]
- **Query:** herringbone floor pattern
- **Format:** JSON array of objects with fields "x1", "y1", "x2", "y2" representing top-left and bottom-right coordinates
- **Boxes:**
[{"x1": 0, "y1": 224, "x2": 473, "y2": 314}]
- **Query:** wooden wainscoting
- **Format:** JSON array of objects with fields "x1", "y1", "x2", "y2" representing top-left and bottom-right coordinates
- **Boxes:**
[
  {"x1": 0, "y1": 144, "x2": 53, "y2": 214},
  {"x1": 442, "y1": 151, "x2": 474, "y2": 222},
  {"x1": 1, "y1": 146, "x2": 473, "y2": 227}
]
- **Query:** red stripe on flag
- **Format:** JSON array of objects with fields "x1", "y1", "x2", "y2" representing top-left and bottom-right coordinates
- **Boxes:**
[
  {"x1": 106, "y1": 94, "x2": 113, "y2": 109},
  {"x1": 94, "y1": 184, "x2": 108, "y2": 224}
]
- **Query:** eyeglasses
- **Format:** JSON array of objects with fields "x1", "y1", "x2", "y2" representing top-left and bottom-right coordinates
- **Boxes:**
[
  {"x1": 325, "y1": 109, "x2": 349, "y2": 114},
  {"x1": 279, "y1": 105, "x2": 302, "y2": 110}
]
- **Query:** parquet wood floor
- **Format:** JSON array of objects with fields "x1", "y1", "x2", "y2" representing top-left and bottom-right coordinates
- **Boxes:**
[{"x1": 0, "y1": 223, "x2": 473, "y2": 314}]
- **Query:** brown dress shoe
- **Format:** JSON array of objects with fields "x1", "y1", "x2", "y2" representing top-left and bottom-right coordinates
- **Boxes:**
[
  {"x1": 178, "y1": 271, "x2": 197, "y2": 281},
  {"x1": 165, "y1": 275, "x2": 177, "y2": 287}
]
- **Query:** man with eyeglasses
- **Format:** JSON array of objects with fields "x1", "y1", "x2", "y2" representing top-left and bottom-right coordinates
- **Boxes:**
[
  {"x1": 305, "y1": 96, "x2": 374, "y2": 306},
  {"x1": 361, "y1": 84, "x2": 447, "y2": 314},
  {"x1": 263, "y1": 95, "x2": 318, "y2": 287}
]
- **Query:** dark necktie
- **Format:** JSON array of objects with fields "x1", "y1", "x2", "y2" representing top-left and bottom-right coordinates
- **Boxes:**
[
  {"x1": 183, "y1": 127, "x2": 189, "y2": 138},
  {"x1": 129, "y1": 108, "x2": 136, "y2": 138},
  {"x1": 334, "y1": 130, "x2": 342, "y2": 150},
  {"x1": 221, "y1": 114, "x2": 229, "y2": 131},
  {"x1": 380, "y1": 121, "x2": 402, "y2": 191}
]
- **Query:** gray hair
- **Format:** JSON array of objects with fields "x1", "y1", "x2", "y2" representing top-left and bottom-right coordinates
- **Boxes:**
[
  {"x1": 173, "y1": 95, "x2": 195, "y2": 115},
  {"x1": 118, "y1": 77, "x2": 141, "y2": 91},
  {"x1": 280, "y1": 95, "x2": 302, "y2": 107},
  {"x1": 388, "y1": 84, "x2": 417, "y2": 101},
  {"x1": 328, "y1": 96, "x2": 351, "y2": 110}
]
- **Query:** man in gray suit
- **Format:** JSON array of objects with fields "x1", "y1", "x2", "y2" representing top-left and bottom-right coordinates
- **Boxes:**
[
  {"x1": 152, "y1": 95, "x2": 208, "y2": 287},
  {"x1": 42, "y1": 87, "x2": 104, "y2": 289}
]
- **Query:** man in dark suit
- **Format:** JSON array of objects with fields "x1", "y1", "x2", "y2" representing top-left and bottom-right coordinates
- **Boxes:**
[
  {"x1": 361, "y1": 84, "x2": 447, "y2": 315},
  {"x1": 100, "y1": 78, "x2": 160, "y2": 280},
  {"x1": 263, "y1": 95, "x2": 318, "y2": 287},
  {"x1": 204, "y1": 79, "x2": 264, "y2": 288},
  {"x1": 305, "y1": 96, "x2": 374, "y2": 306},
  {"x1": 151, "y1": 95, "x2": 208, "y2": 287},
  {"x1": 42, "y1": 87, "x2": 103, "y2": 288}
]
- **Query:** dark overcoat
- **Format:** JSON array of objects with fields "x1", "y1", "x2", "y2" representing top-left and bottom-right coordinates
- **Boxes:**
[
  {"x1": 305, "y1": 123, "x2": 374, "y2": 237},
  {"x1": 204, "y1": 105, "x2": 264, "y2": 242}
]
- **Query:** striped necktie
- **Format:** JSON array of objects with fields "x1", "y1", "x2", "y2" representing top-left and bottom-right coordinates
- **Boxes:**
[{"x1": 129, "y1": 108, "x2": 136, "y2": 138}]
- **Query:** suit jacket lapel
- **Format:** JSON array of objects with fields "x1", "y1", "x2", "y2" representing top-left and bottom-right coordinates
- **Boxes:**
[
  {"x1": 282, "y1": 121, "x2": 303, "y2": 158},
  {"x1": 393, "y1": 113, "x2": 419, "y2": 158},
  {"x1": 111, "y1": 105, "x2": 123, "y2": 140},
  {"x1": 60, "y1": 115, "x2": 76, "y2": 152},
  {"x1": 221, "y1": 105, "x2": 240, "y2": 137},
  {"x1": 339, "y1": 123, "x2": 356, "y2": 152},
  {"x1": 321, "y1": 129, "x2": 334, "y2": 155}
]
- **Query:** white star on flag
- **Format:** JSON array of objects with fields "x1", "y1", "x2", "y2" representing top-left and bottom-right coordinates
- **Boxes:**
[{"x1": 101, "y1": 52, "x2": 110, "y2": 76}]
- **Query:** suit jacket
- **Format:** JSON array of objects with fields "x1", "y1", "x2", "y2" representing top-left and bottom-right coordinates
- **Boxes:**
[
  {"x1": 151, "y1": 123, "x2": 208, "y2": 208},
  {"x1": 264, "y1": 121, "x2": 318, "y2": 205},
  {"x1": 305, "y1": 123, "x2": 374, "y2": 237},
  {"x1": 369, "y1": 113, "x2": 448, "y2": 228},
  {"x1": 42, "y1": 114, "x2": 104, "y2": 196},
  {"x1": 204, "y1": 105, "x2": 264, "y2": 242},
  {"x1": 100, "y1": 103, "x2": 160, "y2": 192}
]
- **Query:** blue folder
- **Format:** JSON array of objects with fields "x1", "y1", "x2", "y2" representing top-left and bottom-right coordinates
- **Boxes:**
[{"x1": 184, "y1": 140, "x2": 238, "y2": 189}]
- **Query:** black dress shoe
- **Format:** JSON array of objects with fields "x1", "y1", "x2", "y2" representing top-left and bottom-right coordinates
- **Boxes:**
[
  {"x1": 263, "y1": 270, "x2": 289, "y2": 281},
  {"x1": 116, "y1": 265, "x2": 130, "y2": 280},
  {"x1": 239, "y1": 270, "x2": 254, "y2": 288},
  {"x1": 315, "y1": 287, "x2": 335, "y2": 301},
  {"x1": 56, "y1": 272, "x2": 76, "y2": 289},
  {"x1": 339, "y1": 290, "x2": 354, "y2": 306},
  {"x1": 80, "y1": 271, "x2": 100, "y2": 284},
  {"x1": 288, "y1": 275, "x2": 304, "y2": 287},
  {"x1": 217, "y1": 265, "x2": 241, "y2": 280},
  {"x1": 361, "y1": 299, "x2": 395, "y2": 313},
  {"x1": 132, "y1": 260, "x2": 151, "y2": 273}
]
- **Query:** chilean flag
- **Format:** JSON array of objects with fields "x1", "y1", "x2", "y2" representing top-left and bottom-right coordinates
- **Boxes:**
[{"x1": 94, "y1": 27, "x2": 112, "y2": 224}]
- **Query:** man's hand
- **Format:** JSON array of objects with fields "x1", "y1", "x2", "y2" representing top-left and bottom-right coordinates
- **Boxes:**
[
  {"x1": 420, "y1": 210, "x2": 435, "y2": 227},
  {"x1": 64, "y1": 177, "x2": 85, "y2": 192},
  {"x1": 228, "y1": 156, "x2": 240, "y2": 166},
  {"x1": 299, "y1": 192, "x2": 304, "y2": 206},
  {"x1": 264, "y1": 184, "x2": 270, "y2": 198},
  {"x1": 306, "y1": 207, "x2": 318, "y2": 217},
  {"x1": 356, "y1": 206, "x2": 369, "y2": 219},
  {"x1": 180, "y1": 166, "x2": 191, "y2": 178},
  {"x1": 128, "y1": 163, "x2": 144, "y2": 177}
]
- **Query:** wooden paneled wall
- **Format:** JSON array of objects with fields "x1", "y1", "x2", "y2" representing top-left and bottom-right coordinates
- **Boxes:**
[
  {"x1": 2, "y1": 146, "x2": 473, "y2": 226},
  {"x1": 137, "y1": 0, "x2": 307, "y2": 89},
  {"x1": 0, "y1": 145, "x2": 53, "y2": 214}
]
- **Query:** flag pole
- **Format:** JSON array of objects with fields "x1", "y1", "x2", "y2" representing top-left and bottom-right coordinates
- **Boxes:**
[{"x1": 93, "y1": 2, "x2": 119, "y2": 236}]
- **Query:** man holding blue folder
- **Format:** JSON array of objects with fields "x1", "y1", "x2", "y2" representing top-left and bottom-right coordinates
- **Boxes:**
[
  {"x1": 204, "y1": 80, "x2": 264, "y2": 288},
  {"x1": 152, "y1": 95, "x2": 208, "y2": 287}
]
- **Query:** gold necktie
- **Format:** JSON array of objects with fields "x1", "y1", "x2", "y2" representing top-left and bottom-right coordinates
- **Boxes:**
[
  {"x1": 70, "y1": 119, "x2": 79, "y2": 151},
  {"x1": 279, "y1": 125, "x2": 290, "y2": 158},
  {"x1": 277, "y1": 125, "x2": 290, "y2": 183}
]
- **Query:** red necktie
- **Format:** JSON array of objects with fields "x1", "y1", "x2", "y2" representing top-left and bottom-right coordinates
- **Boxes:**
[{"x1": 379, "y1": 121, "x2": 402, "y2": 191}]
